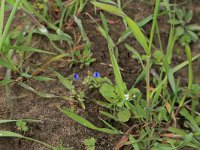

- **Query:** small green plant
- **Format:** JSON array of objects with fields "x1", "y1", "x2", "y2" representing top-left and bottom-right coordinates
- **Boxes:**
[
  {"x1": 172, "y1": 8, "x2": 200, "y2": 46},
  {"x1": 95, "y1": 13, "x2": 144, "y2": 122},
  {"x1": 16, "y1": 120, "x2": 28, "y2": 133},
  {"x1": 0, "y1": 119, "x2": 62, "y2": 149},
  {"x1": 70, "y1": 16, "x2": 96, "y2": 69},
  {"x1": 83, "y1": 72, "x2": 111, "y2": 88},
  {"x1": 54, "y1": 71, "x2": 86, "y2": 109},
  {"x1": 83, "y1": 137, "x2": 96, "y2": 150},
  {"x1": 69, "y1": 43, "x2": 96, "y2": 69}
]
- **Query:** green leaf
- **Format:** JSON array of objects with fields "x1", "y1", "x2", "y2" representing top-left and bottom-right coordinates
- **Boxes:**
[
  {"x1": 99, "y1": 83, "x2": 117, "y2": 103},
  {"x1": 0, "y1": 0, "x2": 5, "y2": 38},
  {"x1": 0, "y1": 119, "x2": 41, "y2": 124},
  {"x1": 18, "y1": 82, "x2": 61, "y2": 99},
  {"x1": 92, "y1": 99, "x2": 113, "y2": 109},
  {"x1": 99, "y1": 12, "x2": 126, "y2": 101},
  {"x1": 134, "y1": 102, "x2": 148, "y2": 119},
  {"x1": 117, "y1": 109, "x2": 131, "y2": 122},
  {"x1": 180, "y1": 108, "x2": 200, "y2": 132},
  {"x1": 176, "y1": 9, "x2": 184, "y2": 21},
  {"x1": 58, "y1": 107, "x2": 121, "y2": 134},
  {"x1": 185, "y1": 44, "x2": 193, "y2": 89},
  {"x1": 172, "y1": 53, "x2": 200, "y2": 73},
  {"x1": 125, "y1": 44, "x2": 143, "y2": 65},
  {"x1": 154, "y1": 50, "x2": 163, "y2": 63},
  {"x1": 190, "y1": 84, "x2": 200, "y2": 95},
  {"x1": 33, "y1": 76, "x2": 54, "y2": 82},
  {"x1": 168, "y1": 68, "x2": 176, "y2": 93},
  {"x1": 162, "y1": 55, "x2": 176, "y2": 93},
  {"x1": 125, "y1": 16, "x2": 150, "y2": 55},
  {"x1": 168, "y1": 127, "x2": 187, "y2": 136},
  {"x1": 0, "y1": 57, "x2": 17, "y2": 70},
  {"x1": 178, "y1": 133, "x2": 193, "y2": 149},
  {"x1": 21, "y1": 73, "x2": 54, "y2": 81},
  {"x1": 186, "y1": 30, "x2": 198, "y2": 42},
  {"x1": 9, "y1": 46, "x2": 56, "y2": 55},
  {"x1": 185, "y1": 10, "x2": 193, "y2": 23},
  {"x1": 0, "y1": 130, "x2": 24, "y2": 138},
  {"x1": 74, "y1": 16, "x2": 88, "y2": 42},
  {"x1": 100, "y1": 111, "x2": 118, "y2": 121},
  {"x1": 152, "y1": 143, "x2": 173, "y2": 150},
  {"x1": 54, "y1": 71, "x2": 74, "y2": 91},
  {"x1": 91, "y1": 1, "x2": 125, "y2": 17},
  {"x1": 129, "y1": 135, "x2": 140, "y2": 150},
  {"x1": 0, "y1": 130, "x2": 55, "y2": 149},
  {"x1": 175, "y1": 26, "x2": 185, "y2": 37},
  {"x1": 0, "y1": 0, "x2": 22, "y2": 51},
  {"x1": 99, "y1": 117, "x2": 120, "y2": 132},
  {"x1": 166, "y1": 24, "x2": 176, "y2": 63},
  {"x1": 0, "y1": 78, "x2": 12, "y2": 85},
  {"x1": 134, "y1": 65, "x2": 148, "y2": 86},
  {"x1": 186, "y1": 24, "x2": 200, "y2": 31},
  {"x1": 149, "y1": 0, "x2": 160, "y2": 52}
]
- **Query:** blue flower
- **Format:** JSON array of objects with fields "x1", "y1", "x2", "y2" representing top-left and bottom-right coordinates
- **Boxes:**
[
  {"x1": 73, "y1": 73, "x2": 79, "y2": 80},
  {"x1": 93, "y1": 72, "x2": 100, "y2": 78}
]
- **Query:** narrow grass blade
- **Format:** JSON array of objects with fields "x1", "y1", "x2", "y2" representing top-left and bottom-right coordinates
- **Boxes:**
[
  {"x1": 168, "y1": 68, "x2": 176, "y2": 93},
  {"x1": 0, "y1": 0, "x2": 22, "y2": 51},
  {"x1": 125, "y1": 16, "x2": 150, "y2": 55},
  {"x1": 74, "y1": 16, "x2": 88, "y2": 42},
  {"x1": 99, "y1": 13, "x2": 126, "y2": 100},
  {"x1": 0, "y1": 131, "x2": 55, "y2": 149},
  {"x1": 0, "y1": 78, "x2": 13, "y2": 85},
  {"x1": 179, "y1": 45, "x2": 193, "y2": 108},
  {"x1": 172, "y1": 53, "x2": 200, "y2": 73},
  {"x1": 31, "y1": 52, "x2": 70, "y2": 76},
  {"x1": 180, "y1": 108, "x2": 200, "y2": 132},
  {"x1": 168, "y1": 127, "x2": 187, "y2": 136},
  {"x1": 177, "y1": 133, "x2": 193, "y2": 149},
  {"x1": 9, "y1": 46, "x2": 56, "y2": 55},
  {"x1": 149, "y1": 0, "x2": 160, "y2": 53},
  {"x1": 0, "y1": 119, "x2": 41, "y2": 124},
  {"x1": 0, "y1": 57, "x2": 16, "y2": 70},
  {"x1": 0, "y1": 0, "x2": 5, "y2": 37},
  {"x1": 21, "y1": 73, "x2": 54, "y2": 82},
  {"x1": 162, "y1": 55, "x2": 176, "y2": 93},
  {"x1": 100, "y1": 111, "x2": 118, "y2": 121},
  {"x1": 185, "y1": 44, "x2": 193, "y2": 89},
  {"x1": 98, "y1": 117, "x2": 120, "y2": 132},
  {"x1": 91, "y1": 1, "x2": 125, "y2": 17},
  {"x1": 58, "y1": 107, "x2": 121, "y2": 134},
  {"x1": 129, "y1": 135, "x2": 140, "y2": 150},
  {"x1": 32, "y1": 76, "x2": 54, "y2": 82},
  {"x1": 18, "y1": 82, "x2": 60, "y2": 99},
  {"x1": 53, "y1": 71, "x2": 74, "y2": 91}
]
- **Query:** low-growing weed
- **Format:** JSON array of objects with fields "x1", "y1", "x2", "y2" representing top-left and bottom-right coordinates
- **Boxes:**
[
  {"x1": 83, "y1": 72, "x2": 111, "y2": 88},
  {"x1": 0, "y1": 119, "x2": 68, "y2": 150},
  {"x1": 69, "y1": 43, "x2": 96, "y2": 69},
  {"x1": 54, "y1": 71, "x2": 86, "y2": 109},
  {"x1": 83, "y1": 137, "x2": 96, "y2": 150},
  {"x1": 171, "y1": 8, "x2": 200, "y2": 46},
  {"x1": 16, "y1": 120, "x2": 28, "y2": 134}
]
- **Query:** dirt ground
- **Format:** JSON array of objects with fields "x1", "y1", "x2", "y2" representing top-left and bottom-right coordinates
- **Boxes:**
[{"x1": 0, "y1": 0, "x2": 200, "y2": 150}]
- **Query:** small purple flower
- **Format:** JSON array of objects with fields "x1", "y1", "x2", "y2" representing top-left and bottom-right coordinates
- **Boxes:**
[
  {"x1": 93, "y1": 72, "x2": 100, "y2": 78},
  {"x1": 73, "y1": 73, "x2": 79, "y2": 80}
]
